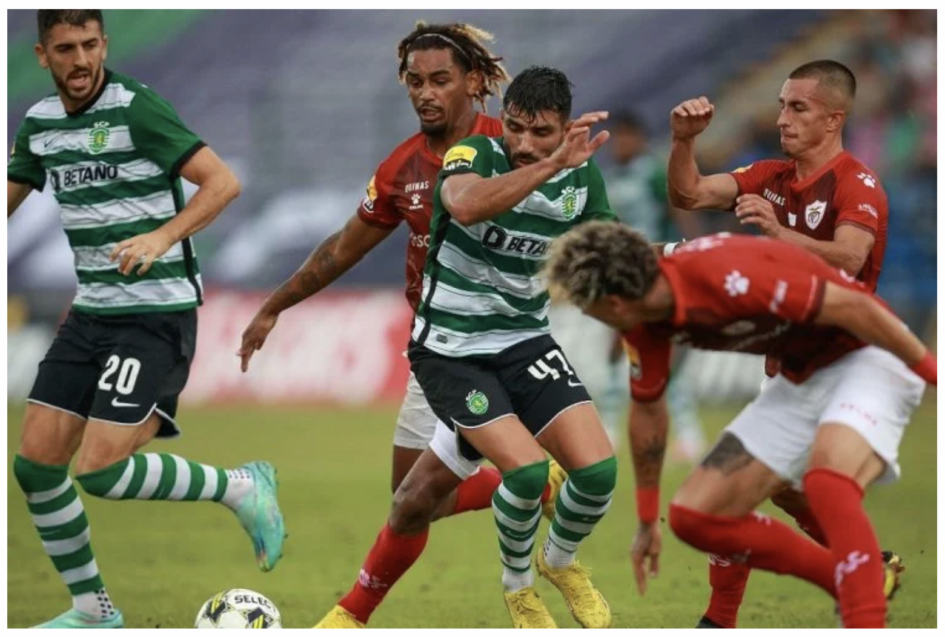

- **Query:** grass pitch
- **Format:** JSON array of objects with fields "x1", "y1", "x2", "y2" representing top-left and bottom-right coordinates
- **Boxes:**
[{"x1": 7, "y1": 400, "x2": 937, "y2": 628}]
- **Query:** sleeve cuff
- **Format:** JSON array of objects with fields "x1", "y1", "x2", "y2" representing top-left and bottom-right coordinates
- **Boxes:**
[{"x1": 170, "y1": 140, "x2": 207, "y2": 178}]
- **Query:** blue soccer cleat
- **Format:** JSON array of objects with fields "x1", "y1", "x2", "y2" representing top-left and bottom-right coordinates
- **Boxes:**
[
  {"x1": 235, "y1": 461, "x2": 287, "y2": 572},
  {"x1": 33, "y1": 608, "x2": 124, "y2": 629}
]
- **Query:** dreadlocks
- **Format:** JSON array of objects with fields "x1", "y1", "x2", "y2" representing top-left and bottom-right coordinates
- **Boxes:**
[{"x1": 397, "y1": 21, "x2": 510, "y2": 110}]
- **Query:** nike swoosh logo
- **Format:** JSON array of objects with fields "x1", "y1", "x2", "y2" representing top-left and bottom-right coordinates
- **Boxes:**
[
  {"x1": 44, "y1": 138, "x2": 54, "y2": 148},
  {"x1": 111, "y1": 397, "x2": 140, "y2": 408},
  {"x1": 567, "y1": 378, "x2": 584, "y2": 388}
]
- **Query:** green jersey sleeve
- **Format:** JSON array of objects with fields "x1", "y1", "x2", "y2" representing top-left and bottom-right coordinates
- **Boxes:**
[
  {"x1": 582, "y1": 159, "x2": 617, "y2": 222},
  {"x1": 439, "y1": 135, "x2": 495, "y2": 180},
  {"x1": 7, "y1": 122, "x2": 45, "y2": 191},
  {"x1": 127, "y1": 87, "x2": 204, "y2": 176}
]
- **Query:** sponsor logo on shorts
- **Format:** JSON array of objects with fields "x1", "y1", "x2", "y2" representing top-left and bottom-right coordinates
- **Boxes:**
[
  {"x1": 111, "y1": 397, "x2": 140, "y2": 408},
  {"x1": 466, "y1": 389, "x2": 489, "y2": 415}
]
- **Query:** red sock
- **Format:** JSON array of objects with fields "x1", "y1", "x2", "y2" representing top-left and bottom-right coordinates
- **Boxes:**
[
  {"x1": 452, "y1": 466, "x2": 502, "y2": 515},
  {"x1": 804, "y1": 468, "x2": 886, "y2": 628},
  {"x1": 704, "y1": 556, "x2": 751, "y2": 628},
  {"x1": 669, "y1": 504, "x2": 836, "y2": 596},
  {"x1": 338, "y1": 523, "x2": 429, "y2": 624}
]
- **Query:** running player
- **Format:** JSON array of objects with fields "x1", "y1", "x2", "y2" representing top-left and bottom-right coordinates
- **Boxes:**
[
  {"x1": 398, "y1": 66, "x2": 617, "y2": 629},
  {"x1": 237, "y1": 23, "x2": 560, "y2": 628},
  {"x1": 546, "y1": 224, "x2": 934, "y2": 628},
  {"x1": 667, "y1": 60, "x2": 891, "y2": 628},
  {"x1": 7, "y1": 11, "x2": 284, "y2": 629}
]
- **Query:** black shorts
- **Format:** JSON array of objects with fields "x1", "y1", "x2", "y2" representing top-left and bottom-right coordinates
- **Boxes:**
[
  {"x1": 408, "y1": 334, "x2": 593, "y2": 462},
  {"x1": 27, "y1": 309, "x2": 197, "y2": 438}
]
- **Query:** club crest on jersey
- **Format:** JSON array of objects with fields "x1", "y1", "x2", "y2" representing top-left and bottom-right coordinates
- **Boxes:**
[
  {"x1": 87, "y1": 121, "x2": 111, "y2": 154},
  {"x1": 804, "y1": 200, "x2": 827, "y2": 230},
  {"x1": 443, "y1": 145, "x2": 477, "y2": 172},
  {"x1": 561, "y1": 186, "x2": 579, "y2": 220},
  {"x1": 466, "y1": 390, "x2": 489, "y2": 415}
]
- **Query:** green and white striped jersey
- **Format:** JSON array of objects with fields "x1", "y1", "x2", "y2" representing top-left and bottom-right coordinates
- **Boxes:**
[
  {"x1": 413, "y1": 134, "x2": 617, "y2": 357},
  {"x1": 8, "y1": 69, "x2": 205, "y2": 315}
]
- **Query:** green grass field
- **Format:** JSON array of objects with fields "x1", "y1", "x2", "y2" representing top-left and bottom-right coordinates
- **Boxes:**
[{"x1": 7, "y1": 400, "x2": 937, "y2": 628}]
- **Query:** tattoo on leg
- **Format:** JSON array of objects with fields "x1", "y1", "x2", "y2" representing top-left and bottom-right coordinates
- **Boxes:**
[{"x1": 701, "y1": 434, "x2": 754, "y2": 475}]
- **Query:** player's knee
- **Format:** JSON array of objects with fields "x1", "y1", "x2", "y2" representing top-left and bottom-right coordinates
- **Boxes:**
[
  {"x1": 501, "y1": 458, "x2": 550, "y2": 501},
  {"x1": 770, "y1": 486, "x2": 807, "y2": 516},
  {"x1": 74, "y1": 450, "x2": 126, "y2": 478},
  {"x1": 567, "y1": 455, "x2": 617, "y2": 499},
  {"x1": 13, "y1": 453, "x2": 69, "y2": 494},
  {"x1": 390, "y1": 476, "x2": 440, "y2": 534}
]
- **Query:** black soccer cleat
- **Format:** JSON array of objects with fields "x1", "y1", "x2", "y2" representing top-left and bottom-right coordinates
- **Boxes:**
[{"x1": 696, "y1": 615, "x2": 724, "y2": 628}]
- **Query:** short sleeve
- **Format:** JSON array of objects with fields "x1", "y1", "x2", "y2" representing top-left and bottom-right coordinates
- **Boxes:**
[
  {"x1": 729, "y1": 160, "x2": 783, "y2": 200},
  {"x1": 834, "y1": 169, "x2": 887, "y2": 237},
  {"x1": 7, "y1": 122, "x2": 46, "y2": 191},
  {"x1": 439, "y1": 135, "x2": 494, "y2": 180},
  {"x1": 622, "y1": 325, "x2": 672, "y2": 402},
  {"x1": 356, "y1": 166, "x2": 401, "y2": 230},
  {"x1": 126, "y1": 88, "x2": 204, "y2": 175},
  {"x1": 581, "y1": 159, "x2": 617, "y2": 222}
]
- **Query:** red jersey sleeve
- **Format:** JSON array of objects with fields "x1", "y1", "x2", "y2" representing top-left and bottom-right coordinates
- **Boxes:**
[
  {"x1": 667, "y1": 237, "x2": 830, "y2": 326},
  {"x1": 833, "y1": 168, "x2": 887, "y2": 237},
  {"x1": 729, "y1": 160, "x2": 785, "y2": 199},
  {"x1": 622, "y1": 325, "x2": 672, "y2": 402},
  {"x1": 356, "y1": 159, "x2": 401, "y2": 230}
]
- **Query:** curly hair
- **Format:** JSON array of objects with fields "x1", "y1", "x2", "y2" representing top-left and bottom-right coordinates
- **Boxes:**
[
  {"x1": 397, "y1": 21, "x2": 509, "y2": 110},
  {"x1": 546, "y1": 222, "x2": 660, "y2": 309}
]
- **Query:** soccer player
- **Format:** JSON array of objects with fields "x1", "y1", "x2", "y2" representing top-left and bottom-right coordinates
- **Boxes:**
[
  {"x1": 397, "y1": 66, "x2": 617, "y2": 629},
  {"x1": 546, "y1": 224, "x2": 935, "y2": 628},
  {"x1": 237, "y1": 23, "x2": 559, "y2": 628},
  {"x1": 667, "y1": 60, "x2": 892, "y2": 628},
  {"x1": 7, "y1": 11, "x2": 284, "y2": 629}
]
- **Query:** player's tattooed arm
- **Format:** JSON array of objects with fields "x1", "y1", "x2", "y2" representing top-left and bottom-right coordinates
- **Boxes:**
[
  {"x1": 629, "y1": 396, "x2": 669, "y2": 488},
  {"x1": 262, "y1": 215, "x2": 393, "y2": 314},
  {"x1": 701, "y1": 433, "x2": 753, "y2": 475}
]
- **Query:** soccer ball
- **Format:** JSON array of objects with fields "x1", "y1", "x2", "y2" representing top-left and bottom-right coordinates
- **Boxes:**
[{"x1": 194, "y1": 589, "x2": 282, "y2": 629}]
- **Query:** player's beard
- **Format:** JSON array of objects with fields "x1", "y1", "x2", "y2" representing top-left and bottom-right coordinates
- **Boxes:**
[
  {"x1": 52, "y1": 64, "x2": 102, "y2": 106},
  {"x1": 420, "y1": 119, "x2": 448, "y2": 136}
]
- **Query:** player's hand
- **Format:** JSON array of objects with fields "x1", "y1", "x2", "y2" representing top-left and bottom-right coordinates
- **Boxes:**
[
  {"x1": 110, "y1": 228, "x2": 175, "y2": 276},
  {"x1": 735, "y1": 194, "x2": 781, "y2": 238},
  {"x1": 550, "y1": 111, "x2": 610, "y2": 170},
  {"x1": 670, "y1": 97, "x2": 714, "y2": 141},
  {"x1": 630, "y1": 521, "x2": 662, "y2": 596},
  {"x1": 238, "y1": 310, "x2": 279, "y2": 372}
]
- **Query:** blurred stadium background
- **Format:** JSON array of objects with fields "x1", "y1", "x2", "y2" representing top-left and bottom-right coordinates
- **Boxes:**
[{"x1": 7, "y1": 9, "x2": 937, "y2": 628}]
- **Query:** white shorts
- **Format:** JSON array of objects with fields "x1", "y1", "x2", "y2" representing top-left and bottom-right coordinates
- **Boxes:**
[
  {"x1": 724, "y1": 346, "x2": 926, "y2": 489},
  {"x1": 393, "y1": 371, "x2": 482, "y2": 480}
]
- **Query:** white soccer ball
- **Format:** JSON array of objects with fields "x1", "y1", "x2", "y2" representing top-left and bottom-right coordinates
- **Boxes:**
[{"x1": 194, "y1": 589, "x2": 282, "y2": 629}]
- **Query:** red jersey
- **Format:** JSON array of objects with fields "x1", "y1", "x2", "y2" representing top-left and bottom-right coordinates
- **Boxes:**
[
  {"x1": 623, "y1": 234, "x2": 871, "y2": 402},
  {"x1": 356, "y1": 113, "x2": 503, "y2": 311},
  {"x1": 730, "y1": 151, "x2": 888, "y2": 291}
]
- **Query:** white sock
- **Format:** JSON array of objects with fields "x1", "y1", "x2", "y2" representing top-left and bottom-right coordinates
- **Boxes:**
[
  {"x1": 543, "y1": 537, "x2": 576, "y2": 569},
  {"x1": 502, "y1": 567, "x2": 534, "y2": 593},
  {"x1": 73, "y1": 588, "x2": 116, "y2": 619},
  {"x1": 220, "y1": 467, "x2": 254, "y2": 510}
]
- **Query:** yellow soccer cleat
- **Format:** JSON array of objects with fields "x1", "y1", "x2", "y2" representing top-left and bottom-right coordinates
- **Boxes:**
[
  {"x1": 537, "y1": 550, "x2": 612, "y2": 628},
  {"x1": 504, "y1": 586, "x2": 557, "y2": 628},
  {"x1": 313, "y1": 605, "x2": 364, "y2": 629},
  {"x1": 542, "y1": 460, "x2": 568, "y2": 521},
  {"x1": 883, "y1": 551, "x2": 905, "y2": 600}
]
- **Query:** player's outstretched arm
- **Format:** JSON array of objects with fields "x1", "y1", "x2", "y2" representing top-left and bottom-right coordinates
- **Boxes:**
[
  {"x1": 816, "y1": 282, "x2": 936, "y2": 385},
  {"x1": 444, "y1": 111, "x2": 610, "y2": 226},
  {"x1": 629, "y1": 394, "x2": 668, "y2": 595},
  {"x1": 7, "y1": 181, "x2": 32, "y2": 218},
  {"x1": 238, "y1": 214, "x2": 394, "y2": 372},
  {"x1": 667, "y1": 97, "x2": 738, "y2": 211},
  {"x1": 110, "y1": 147, "x2": 241, "y2": 276}
]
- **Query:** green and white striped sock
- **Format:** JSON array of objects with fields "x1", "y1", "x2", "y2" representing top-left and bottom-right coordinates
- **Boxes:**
[
  {"x1": 14, "y1": 455, "x2": 116, "y2": 619},
  {"x1": 77, "y1": 453, "x2": 253, "y2": 510},
  {"x1": 493, "y1": 460, "x2": 549, "y2": 592},
  {"x1": 544, "y1": 456, "x2": 617, "y2": 569}
]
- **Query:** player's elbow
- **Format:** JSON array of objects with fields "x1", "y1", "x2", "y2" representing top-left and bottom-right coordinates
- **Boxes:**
[
  {"x1": 447, "y1": 201, "x2": 480, "y2": 226},
  {"x1": 223, "y1": 170, "x2": 242, "y2": 203}
]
